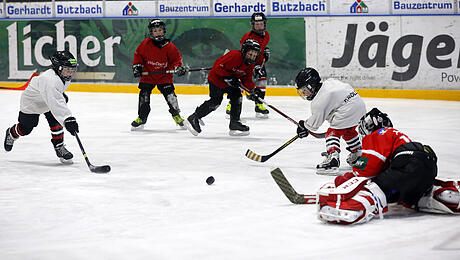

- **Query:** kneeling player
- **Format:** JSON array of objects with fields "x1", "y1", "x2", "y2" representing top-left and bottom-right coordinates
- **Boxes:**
[{"x1": 316, "y1": 108, "x2": 459, "y2": 225}]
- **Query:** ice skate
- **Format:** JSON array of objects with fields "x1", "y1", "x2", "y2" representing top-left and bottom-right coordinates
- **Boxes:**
[
  {"x1": 4, "y1": 128, "x2": 16, "y2": 152},
  {"x1": 131, "y1": 117, "x2": 146, "y2": 131},
  {"x1": 229, "y1": 120, "x2": 250, "y2": 136},
  {"x1": 172, "y1": 114, "x2": 186, "y2": 129},
  {"x1": 225, "y1": 103, "x2": 231, "y2": 119},
  {"x1": 54, "y1": 144, "x2": 73, "y2": 164},
  {"x1": 316, "y1": 151, "x2": 340, "y2": 175},
  {"x1": 185, "y1": 113, "x2": 202, "y2": 136},
  {"x1": 255, "y1": 103, "x2": 269, "y2": 118}
]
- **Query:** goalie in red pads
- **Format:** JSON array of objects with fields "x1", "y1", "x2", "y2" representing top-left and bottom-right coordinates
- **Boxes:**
[{"x1": 317, "y1": 108, "x2": 460, "y2": 225}]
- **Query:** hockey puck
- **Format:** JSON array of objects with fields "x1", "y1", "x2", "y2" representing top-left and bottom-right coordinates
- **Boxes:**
[{"x1": 206, "y1": 176, "x2": 215, "y2": 185}]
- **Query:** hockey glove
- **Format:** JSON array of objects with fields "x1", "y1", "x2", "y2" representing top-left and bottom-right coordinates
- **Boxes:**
[
  {"x1": 263, "y1": 47, "x2": 270, "y2": 62},
  {"x1": 132, "y1": 64, "x2": 143, "y2": 78},
  {"x1": 223, "y1": 76, "x2": 240, "y2": 89},
  {"x1": 64, "y1": 117, "x2": 79, "y2": 136},
  {"x1": 247, "y1": 88, "x2": 263, "y2": 102},
  {"x1": 296, "y1": 120, "x2": 309, "y2": 138},
  {"x1": 174, "y1": 66, "x2": 186, "y2": 76},
  {"x1": 63, "y1": 93, "x2": 69, "y2": 103},
  {"x1": 254, "y1": 65, "x2": 264, "y2": 78}
]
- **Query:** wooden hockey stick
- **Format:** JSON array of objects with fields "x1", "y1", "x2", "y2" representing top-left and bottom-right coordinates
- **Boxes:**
[
  {"x1": 246, "y1": 135, "x2": 299, "y2": 163},
  {"x1": 238, "y1": 84, "x2": 325, "y2": 139},
  {"x1": 141, "y1": 66, "x2": 212, "y2": 75},
  {"x1": 74, "y1": 133, "x2": 111, "y2": 174},
  {"x1": 270, "y1": 168, "x2": 316, "y2": 204}
]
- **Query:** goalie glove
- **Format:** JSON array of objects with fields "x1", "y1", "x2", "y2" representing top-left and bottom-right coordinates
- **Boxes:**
[
  {"x1": 174, "y1": 66, "x2": 186, "y2": 76},
  {"x1": 223, "y1": 76, "x2": 240, "y2": 88},
  {"x1": 296, "y1": 120, "x2": 309, "y2": 138},
  {"x1": 247, "y1": 88, "x2": 262, "y2": 101},
  {"x1": 132, "y1": 64, "x2": 143, "y2": 78}
]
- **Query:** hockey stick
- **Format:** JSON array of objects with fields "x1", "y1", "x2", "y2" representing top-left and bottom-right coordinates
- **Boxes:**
[
  {"x1": 239, "y1": 84, "x2": 325, "y2": 139},
  {"x1": 270, "y1": 168, "x2": 316, "y2": 204},
  {"x1": 246, "y1": 135, "x2": 299, "y2": 163},
  {"x1": 74, "y1": 133, "x2": 111, "y2": 174},
  {"x1": 141, "y1": 66, "x2": 212, "y2": 75}
]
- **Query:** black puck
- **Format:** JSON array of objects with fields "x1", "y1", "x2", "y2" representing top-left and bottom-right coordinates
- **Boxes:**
[{"x1": 206, "y1": 176, "x2": 215, "y2": 185}]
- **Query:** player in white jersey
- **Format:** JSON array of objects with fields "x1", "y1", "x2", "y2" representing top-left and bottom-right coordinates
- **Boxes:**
[
  {"x1": 4, "y1": 50, "x2": 80, "y2": 163},
  {"x1": 295, "y1": 67, "x2": 366, "y2": 175}
]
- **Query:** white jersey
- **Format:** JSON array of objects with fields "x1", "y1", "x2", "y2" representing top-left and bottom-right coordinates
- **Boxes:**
[
  {"x1": 305, "y1": 78, "x2": 366, "y2": 131},
  {"x1": 20, "y1": 69, "x2": 72, "y2": 125}
]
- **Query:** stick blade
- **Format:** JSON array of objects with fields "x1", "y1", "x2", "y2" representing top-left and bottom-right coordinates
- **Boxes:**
[
  {"x1": 90, "y1": 165, "x2": 111, "y2": 174},
  {"x1": 245, "y1": 149, "x2": 263, "y2": 162},
  {"x1": 270, "y1": 168, "x2": 306, "y2": 204}
]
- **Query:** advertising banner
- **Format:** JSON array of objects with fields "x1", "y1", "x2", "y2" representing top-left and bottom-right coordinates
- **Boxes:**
[
  {"x1": 329, "y1": 0, "x2": 391, "y2": 15},
  {"x1": 105, "y1": 1, "x2": 156, "y2": 18},
  {"x1": 55, "y1": 1, "x2": 103, "y2": 18},
  {"x1": 0, "y1": 4, "x2": 4, "y2": 18},
  {"x1": 391, "y1": 0, "x2": 455, "y2": 15},
  {"x1": 0, "y1": 18, "x2": 305, "y2": 86},
  {"x1": 5, "y1": 2, "x2": 53, "y2": 19},
  {"x1": 305, "y1": 16, "x2": 460, "y2": 89},
  {"x1": 158, "y1": 0, "x2": 211, "y2": 17},
  {"x1": 270, "y1": 0, "x2": 327, "y2": 16},
  {"x1": 213, "y1": 0, "x2": 267, "y2": 17}
]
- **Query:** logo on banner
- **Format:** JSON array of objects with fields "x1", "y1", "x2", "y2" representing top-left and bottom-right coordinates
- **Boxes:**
[
  {"x1": 350, "y1": 0, "x2": 368, "y2": 13},
  {"x1": 123, "y1": 2, "x2": 138, "y2": 16}
]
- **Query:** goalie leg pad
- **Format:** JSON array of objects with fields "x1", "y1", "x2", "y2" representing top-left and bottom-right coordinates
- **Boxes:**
[
  {"x1": 418, "y1": 180, "x2": 460, "y2": 214},
  {"x1": 317, "y1": 178, "x2": 388, "y2": 225}
]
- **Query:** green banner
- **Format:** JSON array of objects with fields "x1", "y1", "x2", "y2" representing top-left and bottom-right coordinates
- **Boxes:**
[{"x1": 0, "y1": 18, "x2": 305, "y2": 85}]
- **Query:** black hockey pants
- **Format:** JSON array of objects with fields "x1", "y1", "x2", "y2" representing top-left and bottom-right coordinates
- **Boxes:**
[
  {"x1": 195, "y1": 82, "x2": 243, "y2": 121},
  {"x1": 137, "y1": 82, "x2": 181, "y2": 120}
]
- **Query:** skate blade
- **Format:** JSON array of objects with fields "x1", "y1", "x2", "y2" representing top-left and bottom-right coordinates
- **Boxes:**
[
  {"x1": 59, "y1": 158, "x2": 74, "y2": 165},
  {"x1": 178, "y1": 124, "x2": 187, "y2": 130},
  {"x1": 255, "y1": 112, "x2": 269, "y2": 119},
  {"x1": 229, "y1": 130, "x2": 250, "y2": 136},
  {"x1": 316, "y1": 167, "x2": 340, "y2": 176},
  {"x1": 184, "y1": 120, "x2": 199, "y2": 136},
  {"x1": 131, "y1": 125, "x2": 145, "y2": 131}
]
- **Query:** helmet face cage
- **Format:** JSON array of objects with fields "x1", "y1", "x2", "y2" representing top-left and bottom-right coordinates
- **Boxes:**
[
  {"x1": 241, "y1": 39, "x2": 261, "y2": 65},
  {"x1": 251, "y1": 13, "x2": 267, "y2": 34},
  {"x1": 51, "y1": 51, "x2": 78, "y2": 82},
  {"x1": 295, "y1": 68, "x2": 321, "y2": 101},
  {"x1": 148, "y1": 19, "x2": 166, "y2": 41},
  {"x1": 358, "y1": 108, "x2": 393, "y2": 136}
]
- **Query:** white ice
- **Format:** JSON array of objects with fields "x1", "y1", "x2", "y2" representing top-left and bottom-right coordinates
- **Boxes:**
[{"x1": 1, "y1": 90, "x2": 460, "y2": 259}]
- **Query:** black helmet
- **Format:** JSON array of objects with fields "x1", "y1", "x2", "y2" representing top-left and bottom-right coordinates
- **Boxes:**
[
  {"x1": 50, "y1": 50, "x2": 78, "y2": 82},
  {"x1": 250, "y1": 12, "x2": 267, "y2": 35},
  {"x1": 148, "y1": 19, "x2": 166, "y2": 41},
  {"x1": 295, "y1": 67, "x2": 322, "y2": 101},
  {"x1": 241, "y1": 39, "x2": 261, "y2": 65},
  {"x1": 358, "y1": 108, "x2": 393, "y2": 136}
]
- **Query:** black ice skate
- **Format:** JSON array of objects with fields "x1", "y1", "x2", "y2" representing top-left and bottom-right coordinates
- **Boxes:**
[
  {"x1": 54, "y1": 144, "x2": 73, "y2": 164},
  {"x1": 185, "y1": 113, "x2": 202, "y2": 136},
  {"x1": 4, "y1": 128, "x2": 16, "y2": 152},
  {"x1": 255, "y1": 103, "x2": 269, "y2": 119},
  {"x1": 131, "y1": 117, "x2": 146, "y2": 131},
  {"x1": 229, "y1": 120, "x2": 250, "y2": 136},
  {"x1": 316, "y1": 151, "x2": 340, "y2": 175}
]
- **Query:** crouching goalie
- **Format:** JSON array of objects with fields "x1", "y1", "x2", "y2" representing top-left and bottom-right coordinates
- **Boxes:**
[{"x1": 317, "y1": 108, "x2": 459, "y2": 225}]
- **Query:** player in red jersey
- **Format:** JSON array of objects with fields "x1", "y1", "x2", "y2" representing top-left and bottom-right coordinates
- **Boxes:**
[
  {"x1": 184, "y1": 39, "x2": 262, "y2": 136},
  {"x1": 131, "y1": 19, "x2": 186, "y2": 131},
  {"x1": 316, "y1": 108, "x2": 460, "y2": 225},
  {"x1": 226, "y1": 12, "x2": 271, "y2": 118}
]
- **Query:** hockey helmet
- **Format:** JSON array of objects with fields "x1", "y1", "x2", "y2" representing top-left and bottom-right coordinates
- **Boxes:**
[
  {"x1": 358, "y1": 108, "x2": 393, "y2": 136},
  {"x1": 241, "y1": 39, "x2": 261, "y2": 65},
  {"x1": 251, "y1": 12, "x2": 267, "y2": 35},
  {"x1": 50, "y1": 50, "x2": 78, "y2": 82},
  {"x1": 295, "y1": 67, "x2": 322, "y2": 101},
  {"x1": 148, "y1": 19, "x2": 166, "y2": 41}
]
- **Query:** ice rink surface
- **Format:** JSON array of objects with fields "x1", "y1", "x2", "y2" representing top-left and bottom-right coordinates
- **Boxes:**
[{"x1": 1, "y1": 90, "x2": 460, "y2": 259}]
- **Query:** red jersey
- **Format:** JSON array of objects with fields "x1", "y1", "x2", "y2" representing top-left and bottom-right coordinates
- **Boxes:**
[
  {"x1": 133, "y1": 38, "x2": 182, "y2": 85},
  {"x1": 207, "y1": 50, "x2": 255, "y2": 90},
  {"x1": 240, "y1": 30, "x2": 270, "y2": 65}
]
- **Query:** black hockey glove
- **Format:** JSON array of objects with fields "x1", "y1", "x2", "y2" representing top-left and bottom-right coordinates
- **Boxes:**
[
  {"x1": 254, "y1": 65, "x2": 263, "y2": 78},
  {"x1": 297, "y1": 120, "x2": 309, "y2": 138},
  {"x1": 63, "y1": 92, "x2": 69, "y2": 103},
  {"x1": 64, "y1": 117, "x2": 79, "y2": 136},
  {"x1": 174, "y1": 66, "x2": 186, "y2": 76},
  {"x1": 132, "y1": 64, "x2": 143, "y2": 78},
  {"x1": 247, "y1": 88, "x2": 263, "y2": 101},
  {"x1": 263, "y1": 47, "x2": 270, "y2": 62},
  {"x1": 223, "y1": 76, "x2": 240, "y2": 89}
]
